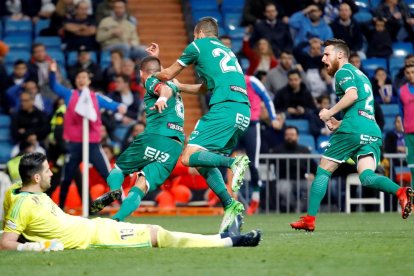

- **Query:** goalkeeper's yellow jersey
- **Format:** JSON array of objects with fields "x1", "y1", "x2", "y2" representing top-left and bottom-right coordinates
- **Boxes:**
[
  {"x1": 2, "y1": 182, "x2": 22, "y2": 229},
  {"x1": 4, "y1": 192, "x2": 96, "y2": 249}
]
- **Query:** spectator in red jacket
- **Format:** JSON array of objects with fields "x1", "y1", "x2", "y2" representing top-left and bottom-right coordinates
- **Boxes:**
[{"x1": 243, "y1": 32, "x2": 277, "y2": 75}]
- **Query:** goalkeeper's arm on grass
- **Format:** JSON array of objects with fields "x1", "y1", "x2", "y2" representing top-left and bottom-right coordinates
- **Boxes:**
[{"x1": 0, "y1": 232, "x2": 64, "y2": 252}]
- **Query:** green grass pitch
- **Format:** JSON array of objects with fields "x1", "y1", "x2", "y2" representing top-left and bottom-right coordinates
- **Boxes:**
[{"x1": 0, "y1": 213, "x2": 412, "y2": 276}]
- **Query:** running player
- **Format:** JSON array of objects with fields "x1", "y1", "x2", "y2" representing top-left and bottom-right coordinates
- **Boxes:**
[
  {"x1": 290, "y1": 39, "x2": 413, "y2": 231},
  {"x1": 0, "y1": 153, "x2": 261, "y2": 251},
  {"x1": 146, "y1": 17, "x2": 251, "y2": 232}
]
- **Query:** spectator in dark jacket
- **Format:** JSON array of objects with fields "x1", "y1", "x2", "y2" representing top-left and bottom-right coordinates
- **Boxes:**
[
  {"x1": 249, "y1": 3, "x2": 293, "y2": 57},
  {"x1": 394, "y1": 54, "x2": 414, "y2": 90},
  {"x1": 11, "y1": 91, "x2": 50, "y2": 144},
  {"x1": 330, "y1": 2, "x2": 363, "y2": 53},
  {"x1": 5, "y1": 60, "x2": 30, "y2": 91},
  {"x1": 68, "y1": 46, "x2": 103, "y2": 90},
  {"x1": 366, "y1": 18, "x2": 393, "y2": 58},
  {"x1": 274, "y1": 69, "x2": 316, "y2": 118},
  {"x1": 384, "y1": 115, "x2": 406, "y2": 153}
]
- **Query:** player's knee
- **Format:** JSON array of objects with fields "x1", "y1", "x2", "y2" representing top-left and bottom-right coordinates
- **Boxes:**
[
  {"x1": 134, "y1": 173, "x2": 149, "y2": 193},
  {"x1": 181, "y1": 154, "x2": 191, "y2": 167}
]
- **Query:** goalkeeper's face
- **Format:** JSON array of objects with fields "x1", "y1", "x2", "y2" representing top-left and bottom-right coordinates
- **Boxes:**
[{"x1": 38, "y1": 160, "x2": 53, "y2": 192}]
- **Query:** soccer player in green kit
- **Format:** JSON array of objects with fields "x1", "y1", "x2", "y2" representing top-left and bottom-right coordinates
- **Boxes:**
[
  {"x1": 290, "y1": 39, "x2": 413, "y2": 231},
  {"x1": 146, "y1": 17, "x2": 251, "y2": 232},
  {"x1": 91, "y1": 56, "x2": 187, "y2": 221}
]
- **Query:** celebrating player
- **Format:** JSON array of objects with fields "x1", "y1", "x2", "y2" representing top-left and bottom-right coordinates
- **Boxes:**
[
  {"x1": 290, "y1": 39, "x2": 413, "y2": 232},
  {"x1": 0, "y1": 153, "x2": 261, "y2": 251},
  {"x1": 146, "y1": 17, "x2": 251, "y2": 232}
]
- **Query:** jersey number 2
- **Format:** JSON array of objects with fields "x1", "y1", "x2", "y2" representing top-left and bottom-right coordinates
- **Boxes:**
[
  {"x1": 212, "y1": 48, "x2": 243, "y2": 74},
  {"x1": 363, "y1": 83, "x2": 374, "y2": 113}
]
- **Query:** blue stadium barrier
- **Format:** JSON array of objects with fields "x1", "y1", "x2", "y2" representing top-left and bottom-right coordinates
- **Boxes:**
[
  {"x1": 0, "y1": 142, "x2": 13, "y2": 163},
  {"x1": 285, "y1": 119, "x2": 310, "y2": 134},
  {"x1": 4, "y1": 19, "x2": 32, "y2": 36},
  {"x1": 361, "y1": 58, "x2": 387, "y2": 78},
  {"x1": 298, "y1": 134, "x2": 316, "y2": 153},
  {"x1": 221, "y1": 0, "x2": 245, "y2": 13},
  {"x1": 189, "y1": 0, "x2": 219, "y2": 11},
  {"x1": 4, "y1": 49, "x2": 31, "y2": 65},
  {"x1": 380, "y1": 104, "x2": 399, "y2": 117},
  {"x1": 34, "y1": 36, "x2": 62, "y2": 51},
  {"x1": 392, "y1": 42, "x2": 414, "y2": 57},
  {"x1": 3, "y1": 35, "x2": 32, "y2": 51},
  {"x1": 67, "y1": 51, "x2": 98, "y2": 66}
]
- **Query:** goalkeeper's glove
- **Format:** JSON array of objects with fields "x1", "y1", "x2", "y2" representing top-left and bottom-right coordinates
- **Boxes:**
[{"x1": 17, "y1": 239, "x2": 64, "y2": 252}]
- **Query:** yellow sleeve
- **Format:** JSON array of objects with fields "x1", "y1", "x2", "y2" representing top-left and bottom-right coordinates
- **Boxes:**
[{"x1": 4, "y1": 195, "x2": 32, "y2": 235}]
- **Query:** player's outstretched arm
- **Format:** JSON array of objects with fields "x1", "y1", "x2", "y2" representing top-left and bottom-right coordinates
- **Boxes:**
[
  {"x1": 0, "y1": 232, "x2": 64, "y2": 251},
  {"x1": 155, "y1": 62, "x2": 184, "y2": 81},
  {"x1": 319, "y1": 88, "x2": 358, "y2": 121},
  {"x1": 173, "y1": 80, "x2": 207, "y2": 95}
]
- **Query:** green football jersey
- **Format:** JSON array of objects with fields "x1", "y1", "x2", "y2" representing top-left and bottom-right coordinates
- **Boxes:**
[
  {"x1": 177, "y1": 37, "x2": 249, "y2": 106},
  {"x1": 143, "y1": 76, "x2": 185, "y2": 143},
  {"x1": 334, "y1": 63, "x2": 381, "y2": 138}
]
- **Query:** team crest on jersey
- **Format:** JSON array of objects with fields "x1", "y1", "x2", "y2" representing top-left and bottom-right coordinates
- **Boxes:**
[
  {"x1": 144, "y1": 146, "x2": 170, "y2": 163},
  {"x1": 6, "y1": 220, "x2": 17, "y2": 230},
  {"x1": 339, "y1": 76, "x2": 352, "y2": 86}
]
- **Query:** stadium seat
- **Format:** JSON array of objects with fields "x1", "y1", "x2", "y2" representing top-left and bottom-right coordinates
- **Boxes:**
[
  {"x1": 221, "y1": 0, "x2": 245, "y2": 13},
  {"x1": 100, "y1": 51, "x2": 112, "y2": 68},
  {"x1": 370, "y1": 0, "x2": 381, "y2": 8},
  {"x1": 227, "y1": 27, "x2": 244, "y2": 39},
  {"x1": 223, "y1": 12, "x2": 242, "y2": 30},
  {"x1": 0, "y1": 142, "x2": 13, "y2": 163},
  {"x1": 67, "y1": 51, "x2": 98, "y2": 66},
  {"x1": 218, "y1": 26, "x2": 227, "y2": 36},
  {"x1": 189, "y1": 0, "x2": 219, "y2": 11},
  {"x1": 48, "y1": 50, "x2": 65, "y2": 67},
  {"x1": 34, "y1": 19, "x2": 50, "y2": 36},
  {"x1": 361, "y1": 58, "x2": 387, "y2": 78},
  {"x1": 4, "y1": 19, "x2": 32, "y2": 36},
  {"x1": 240, "y1": 58, "x2": 249, "y2": 72},
  {"x1": 383, "y1": 116, "x2": 395, "y2": 132},
  {"x1": 114, "y1": 125, "x2": 129, "y2": 141},
  {"x1": 0, "y1": 115, "x2": 11, "y2": 128},
  {"x1": 353, "y1": 11, "x2": 373, "y2": 23},
  {"x1": 34, "y1": 36, "x2": 62, "y2": 51},
  {"x1": 60, "y1": 67, "x2": 67, "y2": 79},
  {"x1": 0, "y1": 128, "x2": 12, "y2": 142},
  {"x1": 389, "y1": 56, "x2": 405, "y2": 80},
  {"x1": 4, "y1": 50, "x2": 31, "y2": 65},
  {"x1": 392, "y1": 42, "x2": 414, "y2": 57},
  {"x1": 191, "y1": 10, "x2": 222, "y2": 26},
  {"x1": 298, "y1": 134, "x2": 316, "y2": 153},
  {"x1": 3, "y1": 35, "x2": 32, "y2": 51},
  {"x1": 407, "y1": 0, "x2": 414, "y2": 14},
  {"x1": 354, "y1": 0, "x2": 370, "y2": 11},
  {"x1": 380, "y1": 103, "x2": 399, "y2": 117},
  {"x1": 316, "y1": 135, "x2": 330, "y2": 154},
  {"x1": 285, "y1": 119, "x2": 310, "y2": 134},
  {"x1": 345, "y1": 173, "x2": 384, "y2": 213},
  {"x1": 230, "y1": 38, "x2": 242, "y2": 53}
]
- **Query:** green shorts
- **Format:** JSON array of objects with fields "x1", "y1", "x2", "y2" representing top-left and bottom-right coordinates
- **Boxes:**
[
  {"x1": 405, "y1": 133, "x2": 414, "y2": 166},
  {"x1": 188, "y1": 102, "x2": 251, "y2": 155},
  {"x1": 115, "y1": 132, "x2": 183, "y2": 192},
  {"x1": 323, "y1": 132, "x2": 382, "y2": 166}
]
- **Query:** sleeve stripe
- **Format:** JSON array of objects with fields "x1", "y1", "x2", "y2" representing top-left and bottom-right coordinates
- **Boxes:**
[
  {"x1": 191, "y1": 41, "x2": 200, "y2": 54},
  {"x1": 177, "y1": 59, "x2": 188, "y2": 67},
  {"x1": 10, "y1": 196, "x2": 26, "y2": 220},
  {"x1": 344, "y1": 86, "x2": 357, "y2": 93}
]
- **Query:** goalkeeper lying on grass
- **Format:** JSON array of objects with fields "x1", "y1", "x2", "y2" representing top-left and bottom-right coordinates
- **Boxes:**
[{"x1": 0, "y1": 153, "x2": 261, "y2": 251}]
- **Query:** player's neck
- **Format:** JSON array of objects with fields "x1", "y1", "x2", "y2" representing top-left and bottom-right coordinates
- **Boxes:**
[{"x1": 20, "y1": 184, "x2": 43, "y2": 193}]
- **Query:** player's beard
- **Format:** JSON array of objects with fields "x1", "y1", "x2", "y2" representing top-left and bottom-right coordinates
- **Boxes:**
[{"x1": 326, "y1": 58, "x2": 340, "y2": 76}]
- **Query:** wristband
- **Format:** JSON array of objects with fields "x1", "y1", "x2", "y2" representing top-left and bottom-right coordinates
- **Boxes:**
[{"x1": 157, "y1": 96, "x2": 168, "y2": 103}]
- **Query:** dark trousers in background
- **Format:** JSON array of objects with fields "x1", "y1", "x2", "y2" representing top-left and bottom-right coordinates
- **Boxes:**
[{"x1": 60, "y1": 142, "x2": 110, "y2": 209}]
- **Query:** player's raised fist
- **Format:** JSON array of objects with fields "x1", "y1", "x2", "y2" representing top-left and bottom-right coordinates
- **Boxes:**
[{"x1": 146, "y1": 43, "x2": 159, "y2": 57}]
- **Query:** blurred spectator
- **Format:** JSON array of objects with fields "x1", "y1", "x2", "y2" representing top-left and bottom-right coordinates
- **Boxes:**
[
  {"x1": 11, "y1": 91, "x2": 50, "y2": 144},
  {"x1": 63, "y1": 0, "x2": 97, "y2": 51},
  {"x1": 274, "y1": 69, "x2": 316, "y2": 118},
  {"x1": 73, "y1": 0, "x2": 92, "y2": 14},
  {"x1": 384, "y1": 115, "x2": 406, "y2": 153},
  {"x1": 330, "y1": 2, "x2": 363, "y2": 53},
  {"x1": 5, "y1": 60, "x2": 30, "y2": 90},
  {"x1": 4, "y1": 0, "x2": 55, "y2": 21},
  {"x1": 96, "y1": 0, "x2": 146, "y2": 61},
  {"x1": 96, "y1": 0, "x2": 136, "y2": 25},
  {"x1": 39, "y1": 0, "x2": 75, "y2": 36},
  {"x1": 371, "y1": 67, "x2": 395, "y2": 104},
  {"x1": 399, "y1": 63, "x2": 414, "y2": 188},
  {"x1": 6, "y1": 141, "x2": 35, "y2": 183},
  {"x1": 288, "y1": 4, "x2": 333, "y2": 46},
  {"x1": 261, "y1": 112, "x2": 286, "y2": 153},
  {"x1": 349, "y1": 52, "x2": 364, "y2": 72},
  {"x1": 121, "y1": 122, "x2": 145, "y2": 152},
  {"x1": 394, "y1": 54, "x2": 414, "y2": 89},
  {"x1": 102, "y1": 49, "x2": 123, "y2": 92},
  {"x1": 242, "y1": 35, "x2": 278, "y2": 75},
  {"x1": 374, "y1": 0, "x2": 414, "y2": 42},
  {"x1": 108, "y1": 58, "x2": 144, "y2": 98},
  {"x1": 322, "y1": 0, "x2": 359, "y2": 24},
  {"x1": 265, "y1": 50, "x2": 307, "y2": 98},
  {"x1": 68, "y1": 46, "x2": 103, "y2": 90},
  {"x1": 241, "y1": 0, "x2": 278, "y2": 27},
  {"x1": 272, "y1": 126, "x2": 317, "y2": 211},
  {"x1": 6, "y1": 79, "x2": 53, "y2": 116},
  {"x1": 309, "y1": 94, "x2": 332, "y2": 138},
  {"x1": 0, "y1": 41, "x2": 10, "y2": 113},
  {"x1": 249, "y1": 3, "x2": 293, "y2": 57},
  {"x1": 109, "y1": 74, "x2": 141, "y2": 126},
  {"x1": 366, "y1": 18, "x2": 393, "y2": 58},
  {"x1": 48, "y1": 61, "x2": 126, "y2": 209}
]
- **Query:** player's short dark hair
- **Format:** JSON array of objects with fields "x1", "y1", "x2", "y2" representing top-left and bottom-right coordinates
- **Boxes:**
[
  {"x1": 19, "y1": 152, "x2": 47, "y2": 186},
  {"x1": 349, "y1": 52, "x2": 359, "y2": 59},
  {"x1": 140, "y1": 56, "x2": 161, "y2": 74},
  {"x1": 31, "y1": 43, "x2": 45, "y2": 53},
  {"x1": 280, "y1": 50, "x2": 293, "y2": 56},
  {"x1": 287, "y1": 69, "x2": 301, "y2": 78},
  {"x1": 317, "y1": 94, "x2": 330, "y2": 104},
  {"x1": 195, "y1": 17, "x2": 219, "y2": 37},
  {"x1": 14, "y1": 59, "x2": 27, "y2": 67},
  {"x1": 324, "y1": 38, "x2": 350, "y2": 58},
  {"x1": 115, "y1": 74, "x2": 130, "y2": 83}
]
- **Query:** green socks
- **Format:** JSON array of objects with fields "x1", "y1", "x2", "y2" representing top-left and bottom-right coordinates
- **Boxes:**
[
  {"x1": 198, "y1": 167, "x2": 233, "y2": 208},
  {"x1": 410, "y1": 168, "x2": 414, "y2": 189},
  {"x1": 112, "y1": 186, "x2": 145, "y2": 221},
  {"x1": 107, "y1": 167, "x2": 125, "y2": 191},
  {"x1": 359, "y1": 169, "x2": 400, "y2": 194},
  {"x1": 189, "y1": 151, "x2": 234, "y2": 168},
  {"x1": 308, "y1": 167, "x2": 332, "y2": 216}
]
